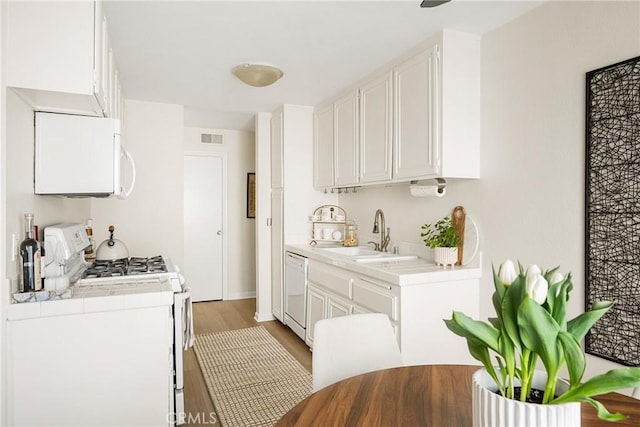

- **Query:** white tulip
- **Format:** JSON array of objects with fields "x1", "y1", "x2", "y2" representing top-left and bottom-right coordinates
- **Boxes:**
[
  {"x1": 526, "y1": 274, "x2": 549, "y2": 305},
  {"x1": 549, "y1": 271, "x2": 564, "y2": 286},
  {"x1": 526, "y1": 264, "x2": 542, "y2": 282},
  {"x1": 498, "y1": 259, "x2": 518, "y2": 286}
]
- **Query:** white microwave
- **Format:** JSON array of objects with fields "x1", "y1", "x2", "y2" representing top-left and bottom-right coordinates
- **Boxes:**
[{"x1": 34, "y1": 112, "x2": 136, "y2": 198}]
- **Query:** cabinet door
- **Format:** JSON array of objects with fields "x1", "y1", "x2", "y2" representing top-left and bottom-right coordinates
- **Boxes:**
[
  {"x1": 271, "y1": 109, "x2": 284, "y2": 189},
  {"x1": 313, "y1": 104, "x2": 334, "y2": 188},
  {"x1": 7, "y1": 307, "x2": 172, "y2": 426},
  {"x1": 327, "y1": 296, "x2": 351, "y2": 319},
  {"x1": 360, "y1": 72, "x2": 393, "y2": 183},
  {"x1": 334, "y1": 90, "x2": 359, "y2": 186},
  {"x1": 93, "y1": 0, "x2": 107, "y2": 113},
  {"x1": 305, "y1": 285, "x2": 327, "y2": 347},
  {"x1": 105, "y1": 47, "x2": 116, "y2": 118},
  {"x1": 6, "y1": 1, "x2": 104, "y2": 116},
  {"x1": 271, "y1": 189, "x2": 284, "y2": 322},
  {"x1": 352, "y1": 304, "x2": 370, "y2": 315},
  {"x1": 393, "y1": 45, "x2": 439, "y2": 180}
]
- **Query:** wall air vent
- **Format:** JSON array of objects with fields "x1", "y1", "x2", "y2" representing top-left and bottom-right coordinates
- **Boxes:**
[{"x1": 201, "y1": 133, "x2": 223, "y2": 144}]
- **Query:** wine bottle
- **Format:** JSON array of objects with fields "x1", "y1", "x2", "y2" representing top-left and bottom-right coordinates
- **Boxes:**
[
  {"x1": 84, "y1": 219, "x2": 95, "y2": 262},
  {"x1": 19, "y1": 213, "x2": 42, "y2": 292}
]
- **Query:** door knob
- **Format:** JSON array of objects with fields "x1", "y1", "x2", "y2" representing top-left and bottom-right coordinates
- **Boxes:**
[{"x1": 217, "y1": 230, "x2": 222, "y2": 235}]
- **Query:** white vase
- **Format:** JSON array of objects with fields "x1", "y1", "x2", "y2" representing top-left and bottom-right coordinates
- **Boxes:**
[
  {"x1": 434, "y1": 247, "x2": 458, "y2": 267},
  {"x1": 472, "y1": 368, "x2": 581, "y2": 427}
]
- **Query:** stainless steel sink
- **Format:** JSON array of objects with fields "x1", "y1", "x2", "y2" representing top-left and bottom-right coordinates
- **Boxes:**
[{"x1": 319, "y1": 246, "x2": 418, "y2": 263}]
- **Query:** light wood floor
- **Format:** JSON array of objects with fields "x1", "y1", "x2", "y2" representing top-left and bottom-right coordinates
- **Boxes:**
[{"x1": 183, "y1": 299, "x2": 312, "y2": 426}]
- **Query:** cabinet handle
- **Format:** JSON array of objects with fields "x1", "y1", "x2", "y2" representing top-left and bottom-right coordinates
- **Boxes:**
[{"x1": 358, "y1": 277, "x2": 392, "y2": 290}]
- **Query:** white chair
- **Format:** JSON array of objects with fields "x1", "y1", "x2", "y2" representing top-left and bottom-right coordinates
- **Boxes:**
[{"x1": 312, "y1": 313, "x2": 404, "y2": 391}]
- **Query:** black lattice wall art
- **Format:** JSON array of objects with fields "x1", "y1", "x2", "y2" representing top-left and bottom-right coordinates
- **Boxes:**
[{"x1": 585, "y1": 55, "x2": 640, "y2": 366}]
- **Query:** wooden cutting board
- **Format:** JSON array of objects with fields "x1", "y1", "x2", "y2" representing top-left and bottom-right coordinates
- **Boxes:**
[{"x1": 452, "y1": 206, "x2": 466, "y2": 266}]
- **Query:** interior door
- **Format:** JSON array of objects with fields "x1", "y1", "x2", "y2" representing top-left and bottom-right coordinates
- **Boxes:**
[{"x1": 184, "y1": 153, "x2": 224, "y2": 301}]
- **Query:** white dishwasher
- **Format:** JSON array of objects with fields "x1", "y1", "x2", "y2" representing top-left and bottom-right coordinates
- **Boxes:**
[{"x1": 284, "y1": 251, "x2": 308, "y2": 341}]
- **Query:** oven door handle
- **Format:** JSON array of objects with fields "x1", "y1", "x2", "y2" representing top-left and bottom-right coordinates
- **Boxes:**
[{"x1": 176, "y1": 289, "x2": 195, "y2": 350}]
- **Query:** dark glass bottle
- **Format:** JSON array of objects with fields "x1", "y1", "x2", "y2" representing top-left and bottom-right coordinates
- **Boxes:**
[{"x1": 19, "y1": 213, "x2": 42, "y2": 292}]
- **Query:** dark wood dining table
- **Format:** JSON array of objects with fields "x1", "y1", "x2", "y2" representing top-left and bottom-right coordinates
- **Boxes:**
[{"x1": 277, "y1": 365, "x2": 640, "y2": 426}]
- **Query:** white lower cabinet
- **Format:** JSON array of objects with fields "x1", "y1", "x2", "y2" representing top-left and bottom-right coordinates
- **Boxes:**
[
  {"x1": 305, "y1": 260, "x2": 354, "y2": 347},
  {"x1": 305, "y1": 285, "x2": 326, "y2": 347},
  {"x1": 304, "y1": 258, "x2": 479, "y2": 365},
  {"x1": 7, "y1": 306, "x2": 173, "y2": 426}
]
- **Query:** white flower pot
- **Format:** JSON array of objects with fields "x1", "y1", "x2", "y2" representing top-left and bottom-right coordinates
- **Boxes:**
[
  {"x1": 434, "y1": 247, "x2": 458, "y2": 267},
  {"x1": 472, "y1": 368, "x2": 580, "y2": 427}
]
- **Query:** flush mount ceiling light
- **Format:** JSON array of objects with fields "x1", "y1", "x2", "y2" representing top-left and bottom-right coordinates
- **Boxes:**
[
  {"x1": 420, "y1": 0, "x2": 451, "y2": 7},
  {"x1": 232, "y1": 63, "x2": 284, "y2": 87}
]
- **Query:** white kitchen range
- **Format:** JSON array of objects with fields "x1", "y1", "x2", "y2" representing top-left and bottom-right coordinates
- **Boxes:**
[{"x1": 6, "y1": 223, "x2": 193, "y2": 426}]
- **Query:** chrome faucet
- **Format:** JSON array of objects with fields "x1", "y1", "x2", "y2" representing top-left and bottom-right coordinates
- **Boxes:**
[{"x1": 372, "y1": 209, "x2": 391, "y2": 252}]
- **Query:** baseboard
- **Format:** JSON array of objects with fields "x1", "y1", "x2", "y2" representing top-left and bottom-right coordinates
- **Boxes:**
[
  {"x1": 254, "y1": 312, "x2": 276, "y2": 322},
  {"x1": 226, "y1": 291, "x2": 256, "y2": 300}
]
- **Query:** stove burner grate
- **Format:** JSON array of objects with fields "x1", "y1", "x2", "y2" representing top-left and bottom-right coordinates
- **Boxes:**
[{"x1": 82, "y1": 256, "x2": 167, "y2": 278}]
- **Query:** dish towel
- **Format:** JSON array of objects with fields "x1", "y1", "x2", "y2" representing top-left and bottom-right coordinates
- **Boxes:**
[{"x1": 182, "y1": 287, "x2": 195, "y2": 350}]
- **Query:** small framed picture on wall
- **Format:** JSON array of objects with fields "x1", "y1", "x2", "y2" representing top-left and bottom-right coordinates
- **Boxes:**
[{"x1": 247, "y1": 173, "x2": 256, "y2": 218}]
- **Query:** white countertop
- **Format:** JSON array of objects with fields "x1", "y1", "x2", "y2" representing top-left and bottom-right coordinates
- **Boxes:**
[
  {"x1": 285, "y1": 243, "x2": 482, "y2": 286},
  {"x1": 7, "y1": 279, "x2": 174, "y2": 321}
]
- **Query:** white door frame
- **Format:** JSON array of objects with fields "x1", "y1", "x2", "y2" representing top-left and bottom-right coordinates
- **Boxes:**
[{"x1": 184, "y1": 151, "x2": 228, "y2": 301}]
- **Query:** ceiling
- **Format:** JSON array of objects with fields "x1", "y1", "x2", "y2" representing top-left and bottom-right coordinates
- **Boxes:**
[{"x1": 103, "y1": 0, "x2": 543, "y2": 132}]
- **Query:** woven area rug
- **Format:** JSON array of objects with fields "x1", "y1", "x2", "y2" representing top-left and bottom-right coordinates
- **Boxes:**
[{"x1": 193, "y1": 326, "x2": 312, "y2": 427}]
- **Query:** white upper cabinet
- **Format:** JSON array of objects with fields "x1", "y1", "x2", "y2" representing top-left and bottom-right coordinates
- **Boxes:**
[
  {"x1": 313, "y1": 29, "x2": 480, "y2": 189},
  {"x1": 360, "y1": 72, "x2": 393, "y2": 184},
  {"x1": 393, "y1": 46, "x2": 439, "y2": 180},
  {"x1": 333, "y1": 90, "x2": 360, "y2": 187},
  {"x1": 437, "y1": 30, "x2": 481, "y2": 179},
  {"x1": 313, "y1": 104, "x2": 334, "y2": 188},
  {"x1": 6, "y1": 0, "x2": 123, "y2": 118}
]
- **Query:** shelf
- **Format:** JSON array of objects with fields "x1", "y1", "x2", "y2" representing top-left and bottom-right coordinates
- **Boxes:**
[{"x1": 310, "y1": 204, "x2": 348, "y2": 246}]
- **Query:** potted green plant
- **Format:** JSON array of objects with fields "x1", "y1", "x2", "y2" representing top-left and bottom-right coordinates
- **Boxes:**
[
  {"x1": 445, "y1": 259, "x2": 640, "y2": 426},
  {"x1": 420, "y1": 216, "x2": 460, "y2": 267}
]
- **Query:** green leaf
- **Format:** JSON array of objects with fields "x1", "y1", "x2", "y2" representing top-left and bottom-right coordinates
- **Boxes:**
[
  {"x1": 498, "y1": 332, "x2": 516, "y2": 398},
  {"x1": 543, "y1": 267, "x2": 562, "y2": 318},
  {"x1": 580, "y1": 397, "x2": 627, "y2": 422},
  {"x1": 553, "y1": 367, "x2": 640, "y2": 404},
  {"x1": 567, "y1": 301, "x2": 614, "y2": 341},
  {"x1": 492, "y1": 265, "x2": 506, "y2": 296},
  {"x1": 421, "y1": 216, "x2": 459, "y2": 247},
  {"x1": 492, "y1": 274, "x2": 505, "y2": 312},
  {"x1": 557, "y1": 331, "x2": 585, "y2": 386},
  {"x1": 502, "y1": 276, "x2": 526, "y2": 352},
  {"x1": 488, "y1": 317, "x2": 501, "y2": 329},
  {"x1": 444, "y1": 317, "x2": 468, "y2": 338},
  {"x1": 466, "y1": 338, "x2": 497, "y2": 381},
  {"x1": 446, "y1": 312, "x2": 500, "y2": 353},
  {"x1": 517, "y1": 297, "x2": 561, "y2": 372}
]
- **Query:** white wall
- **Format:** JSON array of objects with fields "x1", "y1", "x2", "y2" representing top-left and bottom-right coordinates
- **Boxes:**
[
  {"x1": 5, "y1": 90, "x2": 92, "y2": 282},
  {"x1": 183, "y1": 126, "x2": 256, "y2": 299},
  {"x1": 339, "y1": 0, "x2": 640, "y2": 381},
  {"x1": 91, "y1": 100, "x2": 185, "y2": 266}
]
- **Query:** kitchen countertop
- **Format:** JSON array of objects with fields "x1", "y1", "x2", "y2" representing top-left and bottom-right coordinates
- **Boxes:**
[
  {"x1": 7, "y1": 279, "x2": 174, "y2": 321},
  {"x1": 285, "y1": 243, "x2": 482, "y2": 286}
]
